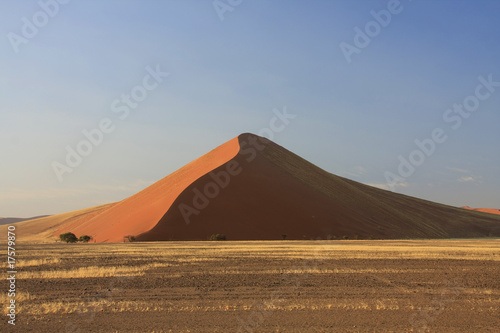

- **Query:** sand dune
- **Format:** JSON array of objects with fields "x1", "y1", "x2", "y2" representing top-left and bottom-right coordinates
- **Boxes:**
[
  {"x1": 7, "y1": 204, "x2": 115, "y2": 242},
  {"x1": 462, "y1": 206, "x2": 500, "y2": 215},
  {"x1": 140, "y1": 133, "x2": 500, "y2": 241},
  {"x1": 0, "y1": 216, "x2": 50, "y2": 226},
  {"x1": 4, "y1": 133, "x2": 500, "y2": 243}
]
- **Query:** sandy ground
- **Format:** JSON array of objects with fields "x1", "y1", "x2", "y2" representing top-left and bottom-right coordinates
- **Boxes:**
[{"x1": 2, "y1": 240, "x2": 499, "y2": 332}]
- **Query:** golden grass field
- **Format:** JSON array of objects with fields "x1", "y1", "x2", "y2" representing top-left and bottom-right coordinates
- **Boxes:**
[{"x1": 2, "y1": 240, "x2": 500, "y2": 332}]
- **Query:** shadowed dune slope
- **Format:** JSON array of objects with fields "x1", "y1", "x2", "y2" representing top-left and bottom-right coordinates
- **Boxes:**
[
  {"x1": 462, "y1": 206, "x2": 500, "y2": 216},
  {"x1": 137, "y1": 133, "x2": 500, "y2": 241},
  {"x1": 4, "y1": 133, "x2": 500, "y2": 243}
]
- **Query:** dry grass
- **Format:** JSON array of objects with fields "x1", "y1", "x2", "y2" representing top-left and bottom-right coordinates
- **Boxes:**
[
  {"x1": 16, "y1": 297, "x2": 500, "y2": 315},
  {"x1": 16, "y1": 258, "x2": 61, "y2": 267},
  {"x1": 6, "y1": 239, "x2": 500, "y2": 320},
  {"x1": 17, "y1": 262, "x2": 173, "y2": 279},
  {"x1": 9, "y1": 240, "x2": 500, "y2": 281},
  {"x1": 195, "y1": 267, "x2": 435, "y2": 275},
  {"x1": 6, "y1": 299, "x2": 401, "y2": 315},
  {"x1": 16, "y1": 239, "x2": 499, "y2": 260},
  {"x1": 0, "y1": 291, "x2": 31, "y2": 315}
]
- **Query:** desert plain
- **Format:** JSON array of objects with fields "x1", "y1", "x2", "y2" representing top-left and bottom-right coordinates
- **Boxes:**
[{"x1": 2, "y1": 239, "x2": 500, "y2": 332}]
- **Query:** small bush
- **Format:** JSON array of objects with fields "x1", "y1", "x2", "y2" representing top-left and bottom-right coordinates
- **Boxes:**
[
  {"x1": 78, "y1": 235, "x2": 92, "y2": 243},
  {"x1": 210, "y1": 234, "x2": 226, "y2": 241},
  {"x1": 342, "y1": 235, "x2": 349, "y2": 240},
  {"x1": 281, "y1": 234, "x2": 287, "y2": 240},
  {"x1": 59, "y1": 232, "x2": 78, "y2": 243},
  {"x1": 124, "y1": 235, "x2": 136, "y2": 242}
]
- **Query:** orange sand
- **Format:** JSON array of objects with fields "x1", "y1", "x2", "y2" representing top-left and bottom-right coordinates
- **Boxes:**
[{"x1": 462, "y1": 206, "x2": 500, "y2": 216}]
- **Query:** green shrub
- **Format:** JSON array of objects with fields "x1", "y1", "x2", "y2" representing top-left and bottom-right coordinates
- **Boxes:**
[
  {"x1": 342, "y1": 235, "x2": 349, "y2": 240},
  {"x1": 210, "y1": 234, "x2": 226, "y2": 241},
  {"x1": 78, "y1": 235, "x2": 92, "y2": 243},
  {"x1": 59, "y1": 232, "x2": 78, "y2": 243}
]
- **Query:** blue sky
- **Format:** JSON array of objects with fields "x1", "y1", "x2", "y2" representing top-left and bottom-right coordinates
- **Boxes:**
[{"x1": 1, "y1": 0, "x2": 499, "y2": 217}]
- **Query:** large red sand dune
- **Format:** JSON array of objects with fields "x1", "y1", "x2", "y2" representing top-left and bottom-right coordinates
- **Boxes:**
[{"x1": 4, "y1": 133, "x2": 500, "y2": 242}]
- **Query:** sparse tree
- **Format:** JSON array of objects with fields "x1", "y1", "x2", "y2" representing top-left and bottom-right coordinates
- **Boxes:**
[
  {"x1": 210, "y1": 234, "x2": 226, "y2": 241},
  {"x1": 78, "y1": 235, "x2": 92, "y2": 243},
  {"x1": 59, "y1": 232, "x2": 78, "y2": 243},
  {"x1": 124, "y1": 235, "x2": 136, "y2": 242}
]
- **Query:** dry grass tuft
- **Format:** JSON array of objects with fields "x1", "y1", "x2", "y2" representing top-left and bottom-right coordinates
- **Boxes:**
[
  {"x1": 17, "y1": 262, "x2": 172, "y2": 279},
  {"x1": 0, "y1": 291, "x2": 31, "y2": 315},
  {"x1": 17, "y1": 258, "x2": 61, "y2": 267}
]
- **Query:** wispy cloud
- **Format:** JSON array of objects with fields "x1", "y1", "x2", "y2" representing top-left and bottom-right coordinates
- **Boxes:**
[
  {"x1": 446, "y1": 167, "x2": 470, "y2": 174},
  {"x1": 445, "y1": 167, "x2": 484, "y2": 185},
  {"x1": 365, "y1": 182, "x2": 409, "y2": 191},
  {"x1": 456, "y1": 176, "x2": 484, "y2": 186},
  {"x1": 457, "y1": 176, "x2": 475, "y2": 183},
  {"x1": 342, "y1": 166, "x2": 368, "y2": 178}
]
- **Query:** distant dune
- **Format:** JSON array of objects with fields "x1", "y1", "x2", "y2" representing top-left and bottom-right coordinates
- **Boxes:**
[
  {"x1": 0, "y1": 216, "x2": 50, "y2": 226},
  {"x1": 3, "y1": 133, "x2": 500, "y2": 243},
  {"x1": 462, "y1": 206, "x2": 500, "y2": 216}
]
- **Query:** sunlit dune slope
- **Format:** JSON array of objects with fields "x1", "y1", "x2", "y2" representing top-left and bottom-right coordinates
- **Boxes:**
[
  {"x1": 462, "y1": 206, "x2": 500, "y2": 216},
  {"x1": 138, "y1": 133, "x2": 500, "y2": 241},
  {"x1": 0, "y1": 137, "x2": 239, "y2": 243},
  {"x1": 52, "y1": 137, "x2": 240, "y2": 242},
  {"x1": 1, "y1": 204, "x2": 115, "y2": 242}
]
